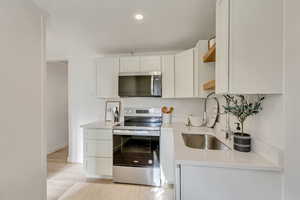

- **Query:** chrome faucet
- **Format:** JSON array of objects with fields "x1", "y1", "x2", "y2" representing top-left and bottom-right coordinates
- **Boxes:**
[{"x1": 201, "y1": 92, "x2": 217, "y2": 126}]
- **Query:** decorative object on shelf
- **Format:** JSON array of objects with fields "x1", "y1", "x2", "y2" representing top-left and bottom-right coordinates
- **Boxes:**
[
  {"x1": 202, "y1": 44, "x2": 216, "y2": 63},
  {"x1": 223, "y1": 95, "x2": 265, "y2": 152},
  {"x1": 208, "y1": 36, "x2": 216, "y2": 49},
  {"x1": 161, "y1": 106, "x2": 174, "y2": 124},
  {"x1": 105, "y1": 100, "x2": 121, "y2": 123},
  {"x1": 203, "y1": 80, "x2": 216, "y2": 91}
]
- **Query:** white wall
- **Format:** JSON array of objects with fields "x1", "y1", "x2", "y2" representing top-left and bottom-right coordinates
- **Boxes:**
[
  {"x1": 68, "y1": 57, "x2": 105, "y2": 163},
  {"x1": 47, "y1": 61, "x2": 68, "y2": 154},
  {"x1": 68, "y1": 56, "x2": 203, "y2": 163},
  {"x1": 0, "y1": 1, "x2": 46, "y2": 200},
  {"x1": 213, "y1": 94, "x2": 284, "y2": 166},
  {"x1": 284, "y1": 0, "x2": 300, "y2": 199}
]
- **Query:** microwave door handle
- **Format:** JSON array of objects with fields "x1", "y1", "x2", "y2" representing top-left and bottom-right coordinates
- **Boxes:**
[{"x1": 151, "y1": 75, "x2": 154, "y2": 96}]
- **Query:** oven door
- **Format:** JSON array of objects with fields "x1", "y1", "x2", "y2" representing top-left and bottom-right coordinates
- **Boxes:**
[
  {"x1": 112, "y1": 130, "x2": 161, "y2": 186},
  {"x1": 113, "y1": 130, "x2": 160, "y2": 168},
  {"x1": 118, "y1": 72, "x2": 162, "y2": 97}
]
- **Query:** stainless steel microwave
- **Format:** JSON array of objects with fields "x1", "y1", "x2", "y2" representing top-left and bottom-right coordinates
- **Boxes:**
[{"x1": 118, "y1": 72, "x2": 162, "y2": 97}]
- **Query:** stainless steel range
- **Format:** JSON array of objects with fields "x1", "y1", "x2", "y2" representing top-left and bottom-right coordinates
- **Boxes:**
[{"x1": 112, "y1": 107, "x2": 162, "y2": 186}]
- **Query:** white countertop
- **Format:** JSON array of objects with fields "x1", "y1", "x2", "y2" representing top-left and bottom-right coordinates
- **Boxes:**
[
  {"x1": 162, "y1": 122, "x2": 282, "y2": 172},
  {"x1": 81, "y1": 121, "x2": 282, "y2": 172},
  {"x1": 80, "y1": 121, "x2": 115, "y2": 129}
]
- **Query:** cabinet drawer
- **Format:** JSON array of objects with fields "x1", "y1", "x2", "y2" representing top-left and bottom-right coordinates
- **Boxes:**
[
  {"x1": 84, "y1": 157, "x2": 113, "y2": 177},
  {"x1": 84, "y1": 129, "x2": 112, "y2": 140},
  {"x1": 84, "y1": 140, "x2": 112, "y2": 157}
]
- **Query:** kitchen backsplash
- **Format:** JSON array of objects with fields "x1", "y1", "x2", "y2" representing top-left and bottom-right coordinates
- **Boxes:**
[
  {"x1": 119, "y1": 98, "x2": 204, "y2": 122},
  {"x1": 211, "y1": 94, "x2": 284, "y2": 166}
]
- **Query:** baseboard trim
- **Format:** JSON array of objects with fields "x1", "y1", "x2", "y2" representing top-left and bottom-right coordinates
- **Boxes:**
[{"x1": 48, "y1": 146, "x2": 68, "y2": 155}]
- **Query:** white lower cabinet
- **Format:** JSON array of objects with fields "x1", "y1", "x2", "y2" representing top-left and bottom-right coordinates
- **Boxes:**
[
  {"x1": 84, "y1": 157, "x2": 113, "y2": 177},
  {"x1": 160, "y1": 128, "x2": 175, "y2": 184},
  {"x1": 84, "y1": 140, "x2": 112, "y2": 157},
  {"x1": 83, "y1": 128, "x2": 113, "y2": 178},
  {"x1": 177, "y1": 165, "x2": 282, "y2": 200}
]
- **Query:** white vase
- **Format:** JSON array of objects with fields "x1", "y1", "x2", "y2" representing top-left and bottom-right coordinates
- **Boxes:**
[{"x1": 163, "y1": 113, "x2": 172, "y2": 124}]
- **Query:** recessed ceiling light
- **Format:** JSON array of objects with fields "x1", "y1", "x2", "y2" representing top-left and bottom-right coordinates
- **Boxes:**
[{"x1": 134, "y1": 14, "x2": 144, "y2": 21}]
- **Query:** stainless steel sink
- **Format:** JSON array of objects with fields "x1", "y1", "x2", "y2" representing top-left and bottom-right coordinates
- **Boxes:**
[{"x1": 182, "y1": 133, "x2": 231, "y2": 151}]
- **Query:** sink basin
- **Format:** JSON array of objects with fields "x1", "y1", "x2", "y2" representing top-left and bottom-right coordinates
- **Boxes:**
[{"x1": 182, "y1": 133, "x2": 231, "y2": 151}]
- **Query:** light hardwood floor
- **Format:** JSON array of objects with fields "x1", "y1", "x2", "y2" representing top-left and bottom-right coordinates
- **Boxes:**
[{"x1": 47, "y1": 148, "x2": 173, "y2": 200}]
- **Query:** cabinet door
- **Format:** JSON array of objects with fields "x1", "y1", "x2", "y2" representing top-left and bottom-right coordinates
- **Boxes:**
[
  {"x1": 180, "y1": 165, "x2": 281, "y2": 200},
  {"x1": 84, "y1": 157, "x2": 113, "y2": 177},
  {"x1": 140, "y1": 56, "x2": 161, "y2": 72},
  {"x1": 175, "y1": 48, "x2": 194, "y2": 98},
  {"x1": 96, "y1": 57, "x2": 119, "y2": 98},
  {"x1": 162, "y1": 55, "x2": 175, "y2": 98},
  {"x1": 229, "y1": 0, "x2": 283, "y2": 94},
  {"x1": 84, "y1": 140, "x2": 112, "y2": 157},
  {"x1": 119, "y1": 56, "x2": 140, "y2": 72},
  {"x1": 215, "y1": 0, "x2": 229, "y2": 94},
  {"x1": 160, "y1": 128, "x2": 175, "y2": 184}
]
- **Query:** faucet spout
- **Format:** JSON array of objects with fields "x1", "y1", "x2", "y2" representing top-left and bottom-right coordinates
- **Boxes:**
[{"x1": 201, "y1": 92, "x2": 216, "y2": 126}]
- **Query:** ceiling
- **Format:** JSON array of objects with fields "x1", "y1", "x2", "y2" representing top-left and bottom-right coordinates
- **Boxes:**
[{"x1": 33, "y1": 0, "x2": 216, "y2": 59}]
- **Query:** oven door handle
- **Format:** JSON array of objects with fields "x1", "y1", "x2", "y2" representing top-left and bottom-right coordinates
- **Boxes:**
[{"x1": 113, "y1": 129, "x2": 160, "y2": 136}]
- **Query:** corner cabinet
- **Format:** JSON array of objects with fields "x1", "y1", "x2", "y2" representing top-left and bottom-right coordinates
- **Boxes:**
[
  {"x1": 216, "y1": 0, "x2": 283, "y2": 94},
  {"x1": 172, "y1": 41, "x2": 215, "y2": 99},
  {"x1": 96, "y1": 57, "x2": 119, "y2": 98},
  {"x1": 175, "y1": 49, "x2": 194, "y2": 98}
]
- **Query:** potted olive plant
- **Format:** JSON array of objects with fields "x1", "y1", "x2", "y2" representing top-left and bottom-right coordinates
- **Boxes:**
[{"x1": 223, "y1": 95, "x2": 265, "y2": 152}]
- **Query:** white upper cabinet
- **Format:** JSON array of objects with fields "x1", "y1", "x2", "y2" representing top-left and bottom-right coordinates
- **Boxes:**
[
  {"x1": 119, "y1": 56, "x2": 140, "y2": 73},
  {"x1": 216, "y1": 0, "x2": 229, "y2": 94},
  {"x1": 216, "y1": 0, "x2": 283, "y2": 94},
  {"x1": 175, "y1": 48, "x2": 194, "y2": 98},
  {"x1": 96, "y1": 57, "x2": 119, "y2": 98},
  {"x1": 120, "y1": 56, "x2": 162, "y2": 73},
  {"x1": 162, "y1": 55, "x2": 175, "y2": 98},
  {"x1": 140, "y1": 56, "x2": 161, "y2": 72}
]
